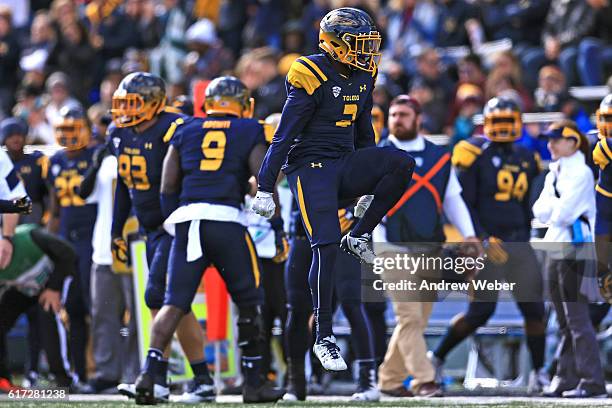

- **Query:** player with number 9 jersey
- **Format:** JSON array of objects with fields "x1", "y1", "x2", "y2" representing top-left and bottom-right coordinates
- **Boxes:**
[{"x1": 170, "y1": 113, "x2": 265, "y2": 208}]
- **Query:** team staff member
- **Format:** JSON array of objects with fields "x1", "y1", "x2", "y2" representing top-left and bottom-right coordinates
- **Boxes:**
[
  {"x1": 78, "y1": 140, "x2": 140, "y2": 394},
  {"x1": 0, "y1": 225, "x2": 76, "y2": 392},
  {"x1": 534, "y1": 121, "x2": 606, "y2": 398},
  {"x1": 374, "y1": 95, "x2": 479, "y2": 398}
]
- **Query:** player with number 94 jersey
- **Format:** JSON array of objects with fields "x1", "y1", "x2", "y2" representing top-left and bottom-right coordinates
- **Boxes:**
[{"x1": 452, "y1": 97, "x2": 541, "y2": 241}]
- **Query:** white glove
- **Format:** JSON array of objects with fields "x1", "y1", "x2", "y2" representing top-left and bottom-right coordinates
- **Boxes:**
[
  {"x1": 354, "y1": 195, "x2": 374, "y2": 218},
  {"x1": 251, "y1": 191, "x2": 276, "y2": 219}
]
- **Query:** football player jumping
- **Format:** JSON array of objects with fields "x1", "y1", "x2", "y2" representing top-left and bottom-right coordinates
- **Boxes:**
[
  {"x1": 252, "y1": 7, "x2": 415, "y2": 371},
  {"x1": 135, "y1": 76, "x2": 284, "y2": 404},
  {"x1": 108, "y1": 72, "x2": 208, "y2": 403}
]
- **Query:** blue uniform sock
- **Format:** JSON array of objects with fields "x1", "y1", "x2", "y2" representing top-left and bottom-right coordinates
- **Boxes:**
[
  {"x1": 242, "y1": 356, "x2": 263, "y2": 388},
  {"x1": 341, "y1": 301, "x2": 374, "y2": 360},
  {"x1": 143, "y1": 349, "x2": 167, "y2": 386},
  {"x1": 190, "y1": 359, "x2": 212, "y2": 381},
  {"x1": 309, "y1": 244, "x2": 337, "y2": 341}
]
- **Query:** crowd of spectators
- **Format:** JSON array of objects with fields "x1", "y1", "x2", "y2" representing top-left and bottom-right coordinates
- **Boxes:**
[{"x1": 0, "y1": 0, "x2": 610, "y2": 149}]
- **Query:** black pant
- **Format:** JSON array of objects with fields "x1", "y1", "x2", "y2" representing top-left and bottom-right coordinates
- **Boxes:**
[
  {"x1": 0, "y1": 289, "x2": 71, "y2": 385},
  {"x1": 548, "y1": 259, "x2": 606, "y2": 394},
  {"x1": 260, "y1": 258, "x2": 287, "y2": 376}
]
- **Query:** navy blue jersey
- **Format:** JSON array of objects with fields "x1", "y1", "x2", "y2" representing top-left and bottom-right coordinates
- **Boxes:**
[
  {"x1": 258, "y1": 53, "x2": 377, "y2": 192},
  {"x1": 48, "y1": 147, "x2": 97, "y2": 234},
  {"x1": 452, "y1": 137, "x2": 541, "y2": 241},
  {"x1": 13, "y1": 151, "x2": 48, "y2": 204},
  {"x1": 109, "y1": 111, "x2": 185, "y2": 231},
  {"x1": 170, "y1": 116, "x2": 266, "y2": 208},
  {"x1": 593, "y1": 136, "x2": 612, "y2": 197}
]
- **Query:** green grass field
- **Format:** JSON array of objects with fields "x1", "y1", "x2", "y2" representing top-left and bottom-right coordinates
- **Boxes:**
[{"x1": 2, "y1": 396, "x2": 611, "y2": 408}]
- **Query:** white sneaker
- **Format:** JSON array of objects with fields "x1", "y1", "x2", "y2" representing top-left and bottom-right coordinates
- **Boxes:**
[
  {"x1": 527, "y1": 369, "x2": 550, "y2": 395},
  {"x1": 117, "y1": 382, "x2": 170, "y2": 402},
  {"x1": 427, "y1": 351, "x2": 444, "y2": 385},
  {"x1": 340, "y1": 233, "x2": 376, "y2": 264},
  {"x1": 313, "y1": 335, "x2": 347, "y2": 371},
  {"x1": 281, "y1": 392, "x2": 299, "y2": 401},
  {"x1": 176, "y1": 379, "x2": 216, "y2": 403},
  {"x1": 351, "y1": 386, "x2": 380, "y2": 401}
]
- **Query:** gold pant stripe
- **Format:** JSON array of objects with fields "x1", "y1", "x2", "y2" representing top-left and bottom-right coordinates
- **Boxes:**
[
  {"x1": 297, "y1": 176, "x2": 313, "y2": 237},
  {"x1": 244, "y1": 232, "x2": 260, "y2": 287},
  {"x1": 596, "y1": 184, "x2": 612, "y2": 198}
]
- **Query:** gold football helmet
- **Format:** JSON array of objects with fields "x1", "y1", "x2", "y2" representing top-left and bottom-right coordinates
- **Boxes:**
[
  {"x1": 319, "y1": 8, "x2": 381, "y2": 74},
  {"x1": 111, "y1": 72, "x2": 167, "y2": 128},
  {"x1": 54, "y1": 105, "x2": 90, "y2": 151},
  {"x1": 204, "y1": 76, "x2": 254, "y2": 118},
  {"x1": 596, "y1": 93, "x2": 612, "y2": 138},
  {"x1": 483, "y1": 97, "x2": 522, "y2": 142}
]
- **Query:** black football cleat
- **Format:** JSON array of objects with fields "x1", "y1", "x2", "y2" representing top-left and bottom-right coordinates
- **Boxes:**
[
  {"x1": 135, "y1": 372, "x2": 157, "y2": 405},
  {"x1": 243, "y1": 382, "x2": 284, "y2": 403}
]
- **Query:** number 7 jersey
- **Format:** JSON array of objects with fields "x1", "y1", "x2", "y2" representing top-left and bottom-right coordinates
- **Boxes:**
[
  {"x1": 169, "y1": 116, "x2": 266, "y2": 208},
  {"x1": 258, "y1": 53, "x2": 376, "y2": 193}
]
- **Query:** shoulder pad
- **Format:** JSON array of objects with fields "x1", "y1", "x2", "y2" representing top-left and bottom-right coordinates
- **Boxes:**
[
  {"x1": 162, "y1": 117, "x2": 186, "y2": 143},
  {"x1": 452, "y1": 138, "x2": 483, "y2": 169},
  {"x1": 287, "y1": 56, "x2": 328, "y2": 95},
  {"x1": 163, "y1": 106, "x2": 182, "y2": 115},
  {"x1": 593, "y1": 138, "x2": 612, "y2": 170}
]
